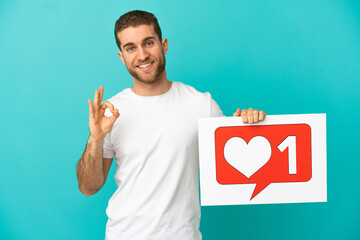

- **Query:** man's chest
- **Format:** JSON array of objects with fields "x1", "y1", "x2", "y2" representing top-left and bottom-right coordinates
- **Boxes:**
[{"x1": 109, "y1": 101, "x2": 203, "y2": 160}]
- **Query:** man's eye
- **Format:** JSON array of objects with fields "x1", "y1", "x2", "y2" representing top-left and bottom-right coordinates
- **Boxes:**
[
  {"x1": 146, "y1": 42, "x2": 153, "y2": 46},
  {"x1": 127, "y1": 47, "x2": 134, "y2": 52}
]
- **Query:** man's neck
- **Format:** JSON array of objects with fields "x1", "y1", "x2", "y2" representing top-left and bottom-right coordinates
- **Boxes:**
[{"x1": 131, "y1": 70, "x2": 172, "y2": 96}]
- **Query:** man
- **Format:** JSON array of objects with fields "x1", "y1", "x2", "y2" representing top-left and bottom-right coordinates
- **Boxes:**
[{"x1": 76, "y1": 10, "x2": 265, "y2": 240}]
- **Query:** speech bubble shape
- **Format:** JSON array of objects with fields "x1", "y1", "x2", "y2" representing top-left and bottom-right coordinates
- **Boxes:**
[{"x1": 215, "y1": 124, "x2": 312, "y2": 200}]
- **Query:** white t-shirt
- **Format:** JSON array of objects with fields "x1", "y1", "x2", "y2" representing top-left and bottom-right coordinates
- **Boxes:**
[{"x1": 103, "y1": 81, "x2": 223, "y2": 240}]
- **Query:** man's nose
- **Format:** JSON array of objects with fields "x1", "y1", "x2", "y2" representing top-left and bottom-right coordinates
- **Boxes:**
[{"x1": 137, "y1": 47, "x2": 149, "y2": 61}]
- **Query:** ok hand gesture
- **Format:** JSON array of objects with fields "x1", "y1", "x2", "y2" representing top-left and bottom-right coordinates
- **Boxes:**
[{"x1": 88, "y1": 86, "x2": 120, "y2": 141}]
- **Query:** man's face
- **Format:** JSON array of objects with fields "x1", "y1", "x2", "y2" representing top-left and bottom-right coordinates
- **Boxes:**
[{"x1": 117, "y1": 24, "x2": 168, "y2": 84}]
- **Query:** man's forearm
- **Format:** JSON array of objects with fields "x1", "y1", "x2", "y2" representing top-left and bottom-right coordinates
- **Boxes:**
[{"x1": 76, "y1": 136, "x2": 105, "y2": 196}]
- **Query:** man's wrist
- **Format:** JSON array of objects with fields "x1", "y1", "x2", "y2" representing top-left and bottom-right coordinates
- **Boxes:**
[{"x1": 88, "y1": 135, "x2": 105, "y2": 148}]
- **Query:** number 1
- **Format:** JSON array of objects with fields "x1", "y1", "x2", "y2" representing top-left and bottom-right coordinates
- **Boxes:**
[{"x1": 277, "y1": 136, "x2": 297, "y2": 174}]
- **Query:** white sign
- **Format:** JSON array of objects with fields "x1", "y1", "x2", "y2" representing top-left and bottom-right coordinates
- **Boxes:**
[{"x1": 198, "y1": 114, "x2": 327, "y2": 206}]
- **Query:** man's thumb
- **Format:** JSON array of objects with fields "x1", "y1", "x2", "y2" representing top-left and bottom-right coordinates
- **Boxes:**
[{"x1": 110, "y1": 109, "x2": 120, "y2": 122}]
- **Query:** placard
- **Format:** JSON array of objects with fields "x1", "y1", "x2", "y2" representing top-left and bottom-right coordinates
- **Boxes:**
[{"x1": 198, "y1": 114, "x2": 327, "y2": 205}]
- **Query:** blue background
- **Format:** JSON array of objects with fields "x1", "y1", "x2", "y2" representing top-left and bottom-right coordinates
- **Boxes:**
[{"x1": 1, "y1": 0, "x2": 359, "y2": 239}]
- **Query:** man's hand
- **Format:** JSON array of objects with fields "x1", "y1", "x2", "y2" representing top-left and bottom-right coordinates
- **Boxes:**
[
  {"x1": 233, "y1": 108, "x2": 266, "y2": 124},
  {"x1": 88, "y1": 86, "x2": 120, "y2": 140}
]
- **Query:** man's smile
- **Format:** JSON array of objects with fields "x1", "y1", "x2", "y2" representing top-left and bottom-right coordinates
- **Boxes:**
[{"x1": 137, "y1": 61, "x2": 154, "y2": 72}]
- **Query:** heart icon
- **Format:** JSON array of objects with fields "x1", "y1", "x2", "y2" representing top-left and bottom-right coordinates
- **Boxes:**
[{"x1": 224, "y1": 136, "x2": 272, "y2": 178}]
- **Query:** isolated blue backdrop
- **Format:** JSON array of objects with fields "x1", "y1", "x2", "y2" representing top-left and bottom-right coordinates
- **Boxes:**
[{"x1": 1, "y1": 0, "x2": 359, "y2": 239}]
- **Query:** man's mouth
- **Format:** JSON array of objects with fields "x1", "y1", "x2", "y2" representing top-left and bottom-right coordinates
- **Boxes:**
[{"x1": 137, "y1": 62, "x2": 154, "y2": 71}]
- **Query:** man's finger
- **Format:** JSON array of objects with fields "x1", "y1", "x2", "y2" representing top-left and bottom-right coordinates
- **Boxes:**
[
  {"x1": 110, "y1": 109, "x2": 120, "y2": 122},
  {"x1": 247, "y1": 108, "x2": 254, "y2": 124},
  {"x1": 99, "y1": 86, "x2": 104, "y2": 103},
  {"x1": 94, "y1": 90, "x2": 100, "y2": 113},
  {"x1": 259, "y1": 111, "x2": 266, "y2": 121},
  {"x1": 253, "y1": 110, "x2": 259, "y2": 123},
  {"x1": 233, "y1": 108, "x2": 241, "y2": 117},
  {"x1": 88, "y1": 99, "x2": 95, "y2": 119},
  {"x1": 241, "y1": 109, "x2": 248, "y2": 123},
  {"x1": 101, "y1": 101, "x2": 115, "y2": 112}
]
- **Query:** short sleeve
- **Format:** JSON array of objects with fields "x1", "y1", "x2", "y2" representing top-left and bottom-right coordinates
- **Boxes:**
[
  {"x1": 103, "y1": 132, "x2": 115, "y2": 159},
  {"x1": 210, "y1": 97, "x2": 225, "y2": 117}
]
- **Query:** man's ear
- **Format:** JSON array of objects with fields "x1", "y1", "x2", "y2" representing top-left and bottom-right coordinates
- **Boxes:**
[
  {"x1": 117, "y1": 51, "x2": 126, "y2": 65},
  {"x1": 161, "y1": 38, "x2": 168, "y2": 54}
]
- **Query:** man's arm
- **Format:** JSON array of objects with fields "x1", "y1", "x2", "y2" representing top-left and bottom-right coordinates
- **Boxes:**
[
  {"x1": 76, "y1": 137, "x2": 113, "y2": 196},
  {"x1": 76, "y1": 86, "x2": 119, "y2": 196}
]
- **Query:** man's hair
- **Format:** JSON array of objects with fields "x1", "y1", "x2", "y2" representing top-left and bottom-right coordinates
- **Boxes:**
[{"x1": 114, "y1": 10, "x2": 162, "y2": 51}]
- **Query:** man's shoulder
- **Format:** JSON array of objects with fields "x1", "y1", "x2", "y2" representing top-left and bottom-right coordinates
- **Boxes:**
[{"x1": 174, "y1": 81, "x2": 211, "y2": 99}]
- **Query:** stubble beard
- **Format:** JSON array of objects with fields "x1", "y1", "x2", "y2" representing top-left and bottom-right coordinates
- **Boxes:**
[{"x1": 126, "y1": 51, "x2": 166, "y2": 84}]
